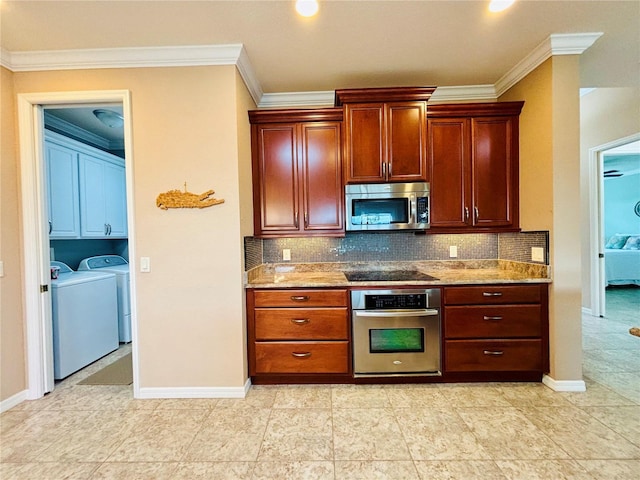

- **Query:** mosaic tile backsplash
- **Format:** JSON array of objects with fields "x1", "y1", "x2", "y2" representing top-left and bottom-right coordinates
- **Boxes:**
[{"x1": 245, "y1": 231, "x2": 549, "y2": 270}]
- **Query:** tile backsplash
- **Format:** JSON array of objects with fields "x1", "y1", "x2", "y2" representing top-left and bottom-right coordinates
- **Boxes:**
[{"x1": 245, "y1": 230, "x2": 549, "y2": 270}]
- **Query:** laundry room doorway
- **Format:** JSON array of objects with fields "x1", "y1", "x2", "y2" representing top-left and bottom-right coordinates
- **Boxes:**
[{"x1": 16, "y1": 90, "x2": 138, "y2": 400}]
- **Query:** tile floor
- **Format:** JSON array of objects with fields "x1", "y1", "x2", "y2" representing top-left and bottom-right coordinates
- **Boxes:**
[{"x1": 1, "y1": 287, "x2": 639, "y2": 479}]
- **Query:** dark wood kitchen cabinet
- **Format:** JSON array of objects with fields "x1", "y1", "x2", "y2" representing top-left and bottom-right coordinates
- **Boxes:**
[
  {"x1": 247, "y1": 288, "x2": 351, "y2": 384},
  {"x1": 443, "y1": 283, "x2": 549, "y2": 381},
  {"x1": 249, "y1": 108, "x2": 344, "y2": 237},
  {"x1": 427, "y1": 102, "x2": 524, "y2": 231},
  {"x1": 336, "y1": 87, "x2": 436, "y2": 184}
]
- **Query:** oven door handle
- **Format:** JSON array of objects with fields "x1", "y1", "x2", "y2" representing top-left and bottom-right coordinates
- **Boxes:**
[{"x1": 353, "y1": 309, "x2": 439, "y2": 318}]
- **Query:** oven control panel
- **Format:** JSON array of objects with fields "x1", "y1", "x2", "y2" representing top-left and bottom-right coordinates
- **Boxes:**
[
  {"x1": 364, "y1": 294, "x2": 426, "y2": 310},
  {"x1": 351, "y1": 289, "x2": 441, "y2": 310}
]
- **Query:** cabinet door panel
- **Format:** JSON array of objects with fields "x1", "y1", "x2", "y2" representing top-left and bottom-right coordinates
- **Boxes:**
[
  {"x1": 46, "y1": 142, "x2": 80, "y2": 238},
  {"x1": 103, "y1": 162, "x2": 128, "y2": 237},
  {"x1": 387, "y1": 102, "x2": 427, "y2": 181},
  {"x1": 428, "y1": 118, "x2": 470, "y2": 227},
  {"x1": 472, "y1": 117, "x2": 514, "y2": 227},
  {"x1": 79, "y1": 154, "x2": 108, "y2": 237},
  {"x1": 301, "y1": 122, "x2": 343, "y2": 231},
  {"x1": 255, "y1": 125, "x2": 299, "y2": 233},
  {"x1": 344, "y1": 104, "x2": 385, "y2": 183}
]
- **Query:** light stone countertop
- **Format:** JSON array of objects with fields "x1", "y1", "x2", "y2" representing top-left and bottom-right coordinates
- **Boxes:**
[{"x1": 245, "y1": 260, "x2": 551, "y2": 288}]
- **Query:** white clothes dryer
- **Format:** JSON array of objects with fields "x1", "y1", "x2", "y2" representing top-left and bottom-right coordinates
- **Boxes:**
[
  {"x1": 78, "y1": 255, "x2": 131, "y2": 343},
  {"x1": 50, "y1": 261, "x2": 118, "y2": 379}
]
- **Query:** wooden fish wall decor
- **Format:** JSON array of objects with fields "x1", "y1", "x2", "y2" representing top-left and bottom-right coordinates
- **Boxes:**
[{"x1": 156, "y1": 183, "x2": 225, "y2": 210}]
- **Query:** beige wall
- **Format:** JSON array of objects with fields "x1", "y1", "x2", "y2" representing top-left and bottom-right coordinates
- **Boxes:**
[
  {"x1": 580, "y1": 88, "x2": 640, "y2": 311},
  {"x1": 500, "y1": 56, "x2": 584, "y2": 381},
  {"x1": 2, "y1": 65, "x2": 256, "y2": 400},
  {"x1": 1, "y1": 66, "x2": 27, "y2": 402}
]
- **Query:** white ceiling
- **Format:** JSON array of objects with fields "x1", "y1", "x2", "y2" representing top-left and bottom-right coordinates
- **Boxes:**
[{"x1": 2, "y1": 0, "x2": 639, "y2": 95}]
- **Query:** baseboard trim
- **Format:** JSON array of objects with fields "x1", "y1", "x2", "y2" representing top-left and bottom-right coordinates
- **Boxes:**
[
  {"x1": 582, "y1": 307, "x2": 593, "y2": 316},
  {"x1": 542, "y1": 374, "x2": 587, "y2": 392},
  {"x1": 136, "y1": 378, "x2": 251, "y2": 399},
  {"x1": 0, "y1": 390, "x2": 29, "y2": 413}
]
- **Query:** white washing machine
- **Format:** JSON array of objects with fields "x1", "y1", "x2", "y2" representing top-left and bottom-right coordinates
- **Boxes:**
[
  {"x1": 50, "y1": 261, "x2": 119, "y2": 379},
  {"x1": 78, "y1": 255, "x2": 131, "y2": 343}
]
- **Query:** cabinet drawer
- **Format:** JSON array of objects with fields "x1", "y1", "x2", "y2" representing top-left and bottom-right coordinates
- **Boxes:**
[
  {"x1": 255, "y1": 308, "x2": 348, "y2": 340},
  {"x1": 444, "y1": 305, "x2": 541, "y2": 339},
  {"x1": 445, "y1": 339, "x2": 542, "y2": 372},
  {"x1": 254, "y1": 341, "x2": 349, "y2": 374},
  {"x1": 254, "y1": 289, "x2": 348, "y2": 308},
  {"x1": 444, "y1": 285, "x2": 541, "y2": 305}
]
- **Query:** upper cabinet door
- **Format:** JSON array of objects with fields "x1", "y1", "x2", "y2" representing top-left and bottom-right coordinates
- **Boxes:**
[
  {"x1": 253, "y1": 124, "x2": 300, "y2": 234},
  {"x1": 427, "y1": 117, "x2": 471, "y2": 228},
  {"x1": 471, "y1": 116, "x2": 517, "y2": 228},
  {"x1": 343, "y1": 104, "x2": 385, "y2": 183},
  {"x1": 386, "y1": 102, "x2": 427, "y2": 182},
  {"x1": 103, "y1": 161, "x2": 128, "y2": 237},
  {"x1": 300, "y1": 122, "x2": 343, "y2": 232},
  {"x1": 45, "y1": 140, "x2": 80, "y2": 238}
]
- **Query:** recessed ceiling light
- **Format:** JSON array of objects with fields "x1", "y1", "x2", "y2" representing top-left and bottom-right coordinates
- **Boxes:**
[
  {"x1": 489, "y1": 0, "x2": 515, "y2": 12},
  {"x1": 296, "y1": 0, "x2": 319, "y2": 17}
]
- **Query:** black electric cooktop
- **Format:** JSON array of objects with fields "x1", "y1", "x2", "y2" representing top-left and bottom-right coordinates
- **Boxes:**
[{"x1": 344, "y1": 270, "x2": 439, "y2": 282}]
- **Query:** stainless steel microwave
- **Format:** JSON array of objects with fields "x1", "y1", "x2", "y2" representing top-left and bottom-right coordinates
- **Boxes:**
[{"x1": 345, "y1": 182, "x2": 430, "y2": 231}]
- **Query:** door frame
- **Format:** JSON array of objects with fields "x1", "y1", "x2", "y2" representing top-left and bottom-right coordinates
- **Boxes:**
[
  {"x1": 587, "y1": 132, "x2": 640, "y2": 317},
  {"x1": 17, "y1": 90, "x2": 138, "y2": 399}
]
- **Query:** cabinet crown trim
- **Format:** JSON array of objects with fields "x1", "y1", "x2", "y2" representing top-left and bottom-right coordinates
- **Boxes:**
[
  {"x1": 334, "y1": 87, "x2": 437, "y2": 106},
  {"x1": 428, "y1": 101, "x2": 524, "y2": 117},
  {"x1": 249, "y1": 108, "x2": 343, "y2": 124}
]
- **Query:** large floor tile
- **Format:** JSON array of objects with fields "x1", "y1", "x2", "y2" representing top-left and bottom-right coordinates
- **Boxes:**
[
  {"x1": 495, "y1": 459, "x2": 594, "y2": 479},
  {"x1": 335, "y1": 460, "x2": 419, "y2": 479},
  {"x1": 171, "y1": 462, "x2": 254, "y2": 479},
  {"x1": 413, "y1": 460, "x2": 506, "y2": 479},
  {"x1": 331, "y1": 385, "x2": 390, "y2": 408},
  {"x1": 395, "y1": 408, "x2": 491, "y2": 461},
  {"x1": 333, "y1": 408, "x2": 410, "y2": 460},
  {"x1": 522, "y1": 406, "x2": 640, "y2": 459},
  {"x1": 90, "y1": 461, "x2": 178, "y2": 479},
  {"x1": 1, "y1": 461, "x2": 99, "y2": 480},
  {"x1": 577, "y1": 459, "x2": 640, "y2": 480},
  {"x1": 456, "y1": 407, "x2": 571, "y2": 460},
  {"x1": 252, "y1": 461, "x2": 334, "y2": 480},
  {"x1": 580, "y1": 406, "x2": 640, "y2": 446}
]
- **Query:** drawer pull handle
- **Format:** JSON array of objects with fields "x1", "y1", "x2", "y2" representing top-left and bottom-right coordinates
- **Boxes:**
[
  {"x1": 291, "y1": 318, "x2": 310, "y2": 325},
  {"x1": 290, "y1": 295, "x2": 310, "y2": 302},
  {"x1": 291, "y1": 351, "x2": 312, "y2": 358},
  {"x1": 483, "y1": 292, "x2": 503, "y2": 297},
  {"x1": 483, "y1": 316, "x2": 503, "y2": 321},
  {"x1": 483, "y1": 350, "x2": 504, "y2": 356}
]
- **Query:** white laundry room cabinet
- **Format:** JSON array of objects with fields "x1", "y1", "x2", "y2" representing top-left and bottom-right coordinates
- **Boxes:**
[
  {"x1": 45, "y1": 138, "x2": 81, "y2": 239},
  {"x1": 45, "y1": 130, "x2": 127, "y2": 239}
]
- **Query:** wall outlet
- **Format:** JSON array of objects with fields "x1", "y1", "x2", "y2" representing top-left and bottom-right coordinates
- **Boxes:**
[
  {"x1": 531, "y1": 247, "x2": 545, "y2": 262},
  {"x1": 449, "y1": 246, "x2": 458, "y2": 258},
  {"x1": 283, "y1": 249, "x2": 291, "y2": 261}
]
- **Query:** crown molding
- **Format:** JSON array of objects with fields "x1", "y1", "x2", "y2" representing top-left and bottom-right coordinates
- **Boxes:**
[
  {"x1": 259, "y1": 91, "x2": 335, "y2": 108},
  {"x1": 43, "y1": 111, "x2": 122, "y2": 151},
  {"x1": 495, "y1": 32, "x2": 603, "y2": 97},
  {"x1": 2, "y1": 33, "x2": 602, "y2": 107},
  {"x1": 429, "y1": 85, "x2": 497, "y2": 103}
]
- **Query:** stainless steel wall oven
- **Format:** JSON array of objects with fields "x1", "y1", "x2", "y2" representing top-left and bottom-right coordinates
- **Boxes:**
[{"x1": 351, "y1": 289, "x2": 441, "y2": 377}]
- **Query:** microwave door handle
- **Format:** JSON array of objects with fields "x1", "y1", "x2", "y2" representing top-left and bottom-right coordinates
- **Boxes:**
[{"x1": 354, "y1": 309, "x2": 439, "y2": 318}]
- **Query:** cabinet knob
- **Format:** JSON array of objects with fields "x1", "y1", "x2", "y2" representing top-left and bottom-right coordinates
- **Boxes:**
[
  {"x1": 474, "y1": 206, "x2": 479, "y2": 223},
  {"x1": 464, "y1": 207, "x2": 469, "y2": 222},
  {"x1": 291, "y1": 351, "x2": 312, "y2": 358},
  {"x1": 294, "y1": 211, "x2": 299, "y2": 229}
]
